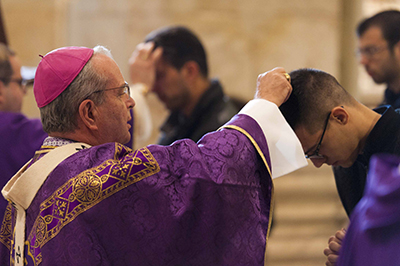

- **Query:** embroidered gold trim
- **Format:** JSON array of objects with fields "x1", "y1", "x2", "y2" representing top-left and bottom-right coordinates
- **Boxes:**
[
  {"x1": 34, "y1": 146, "x2": 57, "y2": 155},
  {"x1": 24, "y1": 144, "x2": 159, "y2": 265},
  {"x1": 34, "y1": 149, "x2": 55, "y2": 155},
  {"x1": 0, "y1": 202, "x2": 13, "y2": 249},
  {"x1": 39, "y1": 146, "x2": 57, "y2": 149}
]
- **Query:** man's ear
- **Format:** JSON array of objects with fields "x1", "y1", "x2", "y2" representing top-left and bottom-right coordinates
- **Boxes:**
[
  {"x1": 78, "y1": 99, "x2": 99, "y2": 130},
  {"x1": 181, "y1": 61, "x2": 199, "y2": 81},
  {"x1": 331, "y1": 106, "x2": 349, "y2": 125},
  {"x1": 393, "y1": 41, "x2": 400, "y2": 60}
]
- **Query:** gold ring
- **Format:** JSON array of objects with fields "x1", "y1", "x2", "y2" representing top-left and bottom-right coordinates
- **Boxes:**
[{"x1": 284, "y1": 73, "x2": 291, "y2": 82}]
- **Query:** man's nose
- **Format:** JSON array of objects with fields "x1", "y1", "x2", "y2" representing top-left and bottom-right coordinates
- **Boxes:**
[
  {"x1": 126, "y1": 95, "x2": 135, "y2": 109},
  {"x1": 359, "y1": 54, "x2": 370, "y2": 66}
]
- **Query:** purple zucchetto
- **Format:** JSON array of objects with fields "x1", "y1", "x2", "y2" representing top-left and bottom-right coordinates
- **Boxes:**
[{"x1": 33, "y1": 46, "x2": 94, "y2": 108}]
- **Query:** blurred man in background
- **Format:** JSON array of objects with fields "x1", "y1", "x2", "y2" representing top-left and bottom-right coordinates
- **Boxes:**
[
  {"x1": 129, "y1": 26, "x2": 242, "y2": 145},
  {"x1": 357, "y1": 10, "x2": 400, "y2": 108}
]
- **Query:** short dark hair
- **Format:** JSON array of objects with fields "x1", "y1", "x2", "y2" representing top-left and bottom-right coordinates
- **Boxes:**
[
  {"x1": 145, "y1": 26, "x2": 208, "y2": 77},
  {"x1": 357, "y1": 10, "x2": 400, "y2": 50},
  {"x1": 280, "y1": 68, "x2": 353, "y2": 133}
]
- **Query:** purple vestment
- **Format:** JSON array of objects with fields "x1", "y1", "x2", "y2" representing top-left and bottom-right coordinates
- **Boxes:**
[
  {"x1": 0, "y1": 112, "x2": 47, "y2": 216},
  {"x1": 337, "y1": 154, "x2": 400, "y2": 265},
  {"x1": 0, "y1": 114, "x2": 274, "y2": 266}
]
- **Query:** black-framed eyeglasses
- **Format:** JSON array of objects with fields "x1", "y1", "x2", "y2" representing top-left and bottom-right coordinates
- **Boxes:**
[
  {"x1": 87, "y1": 82, "x2": 131, "y2": 99},
  {"x1": 305, "y1": 112, "x2": 331, "y2": 159}
]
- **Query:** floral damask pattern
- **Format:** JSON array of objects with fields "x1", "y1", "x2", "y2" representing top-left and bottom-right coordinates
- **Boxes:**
[
  {"x1": 21, "y1": 144, "x2": 159, "y2": 266},
  {"x1": 0, "y1": 115, "x2": 274, "y2": 266}
]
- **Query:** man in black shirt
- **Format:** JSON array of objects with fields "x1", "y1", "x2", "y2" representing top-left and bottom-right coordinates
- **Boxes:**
[{"x1": 279, "y1": 68, "x2": 400, "y2": 266}]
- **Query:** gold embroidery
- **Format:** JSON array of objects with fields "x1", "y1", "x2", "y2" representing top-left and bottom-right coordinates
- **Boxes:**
[
  {"x1": 44, "y1": 216, "x2": 52, "y2": 224},
  {"x1": 34, "y1": 217, "x2": 46, "y2": 248},
  {"x1": 26, "y1": 240, "x2": 36, "y2": 265},
  {"x1": 0, "y1": 202, "x2": 13, "y2": 249},
  {"x1": 26, "y1": 144, "x2": 159, "y2": 265},
  {"x1": 73, "y1": 175, "x2": 102, "y2": 203},
  {"x1": 35, "y1": 146, "x2": 57, "y2": 155},
  {"x1": 40, "y1": 146, "x2": 57, "y2": 149},
  {"x1": 52, "y1": 198, "x2": 69, "y2": 218}
]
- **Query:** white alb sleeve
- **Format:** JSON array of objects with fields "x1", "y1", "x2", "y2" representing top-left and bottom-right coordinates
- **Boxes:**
[{"x1": 239, "y1": 99, "x2": 307, "y2": 178}]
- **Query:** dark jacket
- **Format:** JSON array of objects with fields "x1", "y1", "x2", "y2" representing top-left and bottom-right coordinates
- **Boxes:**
[
  {"x1": 158, "y1": 79, "x2": 242, "y2": 145},
  {"x1": 382, "y1": 88, "x2": 400, "y2": 109},
  {"x1": 333, "y1": 106, "x2": 400, "y2": 216}
]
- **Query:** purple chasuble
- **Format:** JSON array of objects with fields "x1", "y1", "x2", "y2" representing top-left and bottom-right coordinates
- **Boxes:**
[
  {"x1": 0, "y1": 112, "x2": 47, "y2": 216},
  {"x1": 0, "y1": 114, "x2": 273, "y2": 266},
  {"x1": 337, "y1": 154, "x2": 400, "y2": 266}
]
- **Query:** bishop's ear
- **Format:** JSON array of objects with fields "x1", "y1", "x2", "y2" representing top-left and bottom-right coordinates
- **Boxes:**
[
  {"x1": 331, "y1": 106, "x2": 349, "y2": 125},
  {"x1": 78, "y1": 99, "x2": 99, "y2": 130}
]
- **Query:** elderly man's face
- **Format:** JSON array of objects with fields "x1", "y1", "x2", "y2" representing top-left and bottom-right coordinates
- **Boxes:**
[
  {"x1": 358, "y1": 26, "x2": 400, "y2": 85},
  {"x1": 92, "y1": 54, "x2": 135, "y2": 144}
]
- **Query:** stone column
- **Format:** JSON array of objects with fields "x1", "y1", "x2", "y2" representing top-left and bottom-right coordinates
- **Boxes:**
[{"x1": 338, "y1": 0, "x2": 362, "y2": 98}]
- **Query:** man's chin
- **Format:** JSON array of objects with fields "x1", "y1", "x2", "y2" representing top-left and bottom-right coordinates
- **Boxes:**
[
  {"x1": 336, "y1": 160, "x2": 356, "y2": 168},
  {"x1": 371, "y1": 76, "x2": 386, "y2": 84},
  {"x1": 121, "y1": 134, "x2": 131, "y2": 146}
]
